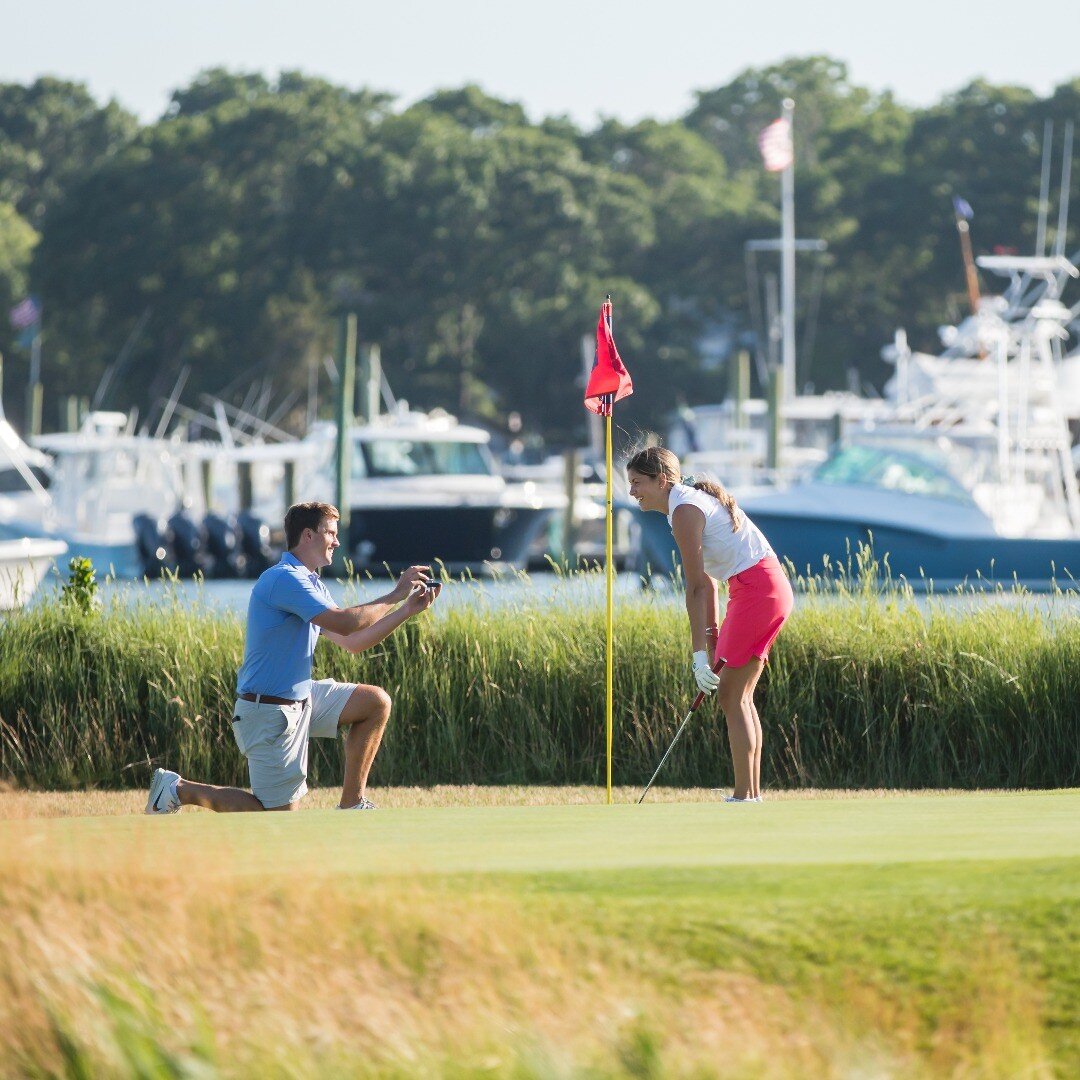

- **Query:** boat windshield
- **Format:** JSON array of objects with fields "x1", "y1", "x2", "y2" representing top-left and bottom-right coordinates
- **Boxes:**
[
  {"x1": 813, "y1": 444, "x2": 973, "y2": 504},
  {"x1": 0, "y1": 465, "x2": 51, "y2": 493},
  {"x1": 355, "y1": 439, "x2": 492, "y2": 479}
]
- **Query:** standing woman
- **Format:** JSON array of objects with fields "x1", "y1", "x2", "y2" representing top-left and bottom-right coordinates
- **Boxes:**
[{"x1": 626, "y1": 445, "x2": 793, "y2": 802}]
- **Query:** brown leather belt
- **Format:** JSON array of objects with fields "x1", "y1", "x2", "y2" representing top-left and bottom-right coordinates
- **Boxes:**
[{"x1": 239, "y1": 692, "x2": 305, "y2": 706}]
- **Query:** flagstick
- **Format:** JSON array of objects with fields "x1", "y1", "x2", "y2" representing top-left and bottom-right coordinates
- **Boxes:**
[
  {"x1": 605, "y1": 400, "x2": 614, "y2": 805},
  {"x1": 584, "y1": 292, "x2": 627, "y2": 807}
]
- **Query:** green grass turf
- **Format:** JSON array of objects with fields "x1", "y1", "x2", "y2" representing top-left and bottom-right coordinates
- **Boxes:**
[
  {"x1": 11, "y1": 789, "x2": 1078, "y2": 876},
  {"x1": 4, "y1": 791, "x2": 1078, "y2": 1075}
]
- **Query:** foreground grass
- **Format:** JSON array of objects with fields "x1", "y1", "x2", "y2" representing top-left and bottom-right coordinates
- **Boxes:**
[{"x1": 0, "y1": 789, "x2": 1076, "y2": 1077}]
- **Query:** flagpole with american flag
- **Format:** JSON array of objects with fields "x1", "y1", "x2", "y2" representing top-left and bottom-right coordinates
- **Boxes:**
[
  {"x1": 758, "y1": 99, "x2": 796, "y2": 401},
  {"x1": 9, "y1": 296, "x2": 43, "y2": 435},
  {"x1": 584, "y1": 295, "x2": 633, "y2": 804}
]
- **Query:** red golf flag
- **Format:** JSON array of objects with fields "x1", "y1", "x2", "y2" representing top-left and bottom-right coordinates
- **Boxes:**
[{"x1": 584, "y1": 299, "x2": 633, "y2": 415}]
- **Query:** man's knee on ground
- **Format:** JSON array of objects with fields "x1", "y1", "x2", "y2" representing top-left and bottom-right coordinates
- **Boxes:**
[{"x1": 265, "y1": 800, "x2": 302, "y2": 812}]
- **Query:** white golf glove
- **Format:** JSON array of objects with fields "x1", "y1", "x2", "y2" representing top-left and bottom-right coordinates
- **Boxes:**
[{"x1": 692, "y1": 650, "x2": 721, "y2": 694}]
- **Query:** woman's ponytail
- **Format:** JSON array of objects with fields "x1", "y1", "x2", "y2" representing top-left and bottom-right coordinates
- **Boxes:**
[{"x1": 692, "y1": 478, "x2": 742, "y2": 533}]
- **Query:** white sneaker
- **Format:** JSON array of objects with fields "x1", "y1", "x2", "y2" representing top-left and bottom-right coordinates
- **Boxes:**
[
  {"x1": 145, "y1": 768, "x2": 181, "y2": 814},
  {"x1": 723, "y1": 795, "x2": 754, "y2": 803},
  {"x1": 336, "y1": 797, "x2": 378, "y2": 810}
]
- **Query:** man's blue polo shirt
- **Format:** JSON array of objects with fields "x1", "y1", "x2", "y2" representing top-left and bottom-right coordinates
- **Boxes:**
[{"x1": 236, "y1": 553, "x2": 335, "y2": 700}]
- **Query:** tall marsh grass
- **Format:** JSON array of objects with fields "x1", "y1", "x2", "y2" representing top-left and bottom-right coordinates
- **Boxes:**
[{"x1": 1, "y1": 561, "x2": 1078, "y2": 790}]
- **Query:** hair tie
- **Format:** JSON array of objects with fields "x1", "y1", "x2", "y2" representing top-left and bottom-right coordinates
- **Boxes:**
[{"x1": 681, "y1": 474, "x2": 697, "y2": 486}]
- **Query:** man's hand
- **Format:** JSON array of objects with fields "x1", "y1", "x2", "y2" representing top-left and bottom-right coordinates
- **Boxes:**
[
  {"x1": 402, "y1": 580, "x2": 441, "y2": 616},
  {"x1": 392, "y1": 565, "x2": 433, "y2": 601}
]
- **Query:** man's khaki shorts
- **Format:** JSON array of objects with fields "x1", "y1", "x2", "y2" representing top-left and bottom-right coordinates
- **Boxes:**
[{"x1": 231, "y1": 679, "x2": 356, "y2": 808}]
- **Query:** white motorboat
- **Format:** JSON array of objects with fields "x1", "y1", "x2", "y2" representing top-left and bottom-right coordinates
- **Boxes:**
[
  {"x1": 0, "y1": 537, "x2": 68, "y2": 609},
  {"x1": 728, "y1": 257, "x2": 1080, "y2": 586},
  {"x1": 300, "y1": 408, "x2": 563, "y2": 572},
  {"x1": 500, "y1": 451, "x2": 636, "y2": 568},
  {"x1": 167, "y1": 404, "x2": 565, "y2": 575},
  {"x1": 24, "y1": 412, "x2": 191, "y2": 578}
]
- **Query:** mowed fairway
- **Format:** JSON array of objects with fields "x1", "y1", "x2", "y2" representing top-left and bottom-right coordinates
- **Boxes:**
[{"x1": 1, "y1": 790, "x2": 1077, "y2": 1078}]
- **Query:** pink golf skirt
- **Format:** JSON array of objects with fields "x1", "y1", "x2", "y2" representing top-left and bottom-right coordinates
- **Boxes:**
[{"x1": 715, "y1": 556, "x2": 794, "y2": 667}]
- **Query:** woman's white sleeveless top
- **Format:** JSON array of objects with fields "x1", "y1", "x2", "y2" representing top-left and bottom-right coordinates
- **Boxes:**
[{"x1": 666, "y1": 483, "x2": 774, "y2": 582}]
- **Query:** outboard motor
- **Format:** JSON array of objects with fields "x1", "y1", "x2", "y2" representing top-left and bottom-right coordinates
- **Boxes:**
[
  {"x1": 167, "y1": 510, "x2": 207, "y2": 578},
  {"x1": 133, "y1": 514, "x2": 176, "y2": 578},
  {"x1": 237, "y1": 511, "x2": 273, "y2": 577},
  {"x1": 204, "y1": 512, "x2": 243, "y2": 578}
]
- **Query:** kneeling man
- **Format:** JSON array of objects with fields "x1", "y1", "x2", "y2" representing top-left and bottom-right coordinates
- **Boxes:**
[{"x1": 146, "y1": 501, "x2": 438, "y2": 813}]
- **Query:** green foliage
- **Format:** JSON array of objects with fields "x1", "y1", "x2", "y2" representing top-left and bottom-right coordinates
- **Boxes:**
[
  {"x1": 0, "y1": 200, "x2": 37, "y2": 360},
  {"x1": 60, "y1": 556, "x2": 99, "y2": 614},
  {"x1": 5, "y1": 60, "x2": 1080, "y2": 436},
  {"x1": 0, "y1": 577, "x2": 1077, "y2": 791},
  {"x1": 0, "y1": 76, "x2": 137, "y2": 225}
]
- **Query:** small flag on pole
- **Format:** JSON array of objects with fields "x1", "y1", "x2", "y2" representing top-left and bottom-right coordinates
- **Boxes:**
[
  {"x1": 583, "y1": 296, "x2": 632, "y2": 805},
  {"x1": 952, "y1": 196, "x2": 974, "y2": 220},
  {"x1": 584, "y1": 299, "x2": 633, "y2": 415},
  {"x1": 758, "y1": 118, "x2": 794, "y2": 172},
  {"x1": 9, "y1": 296, "x2": 41, "y2": 331}
]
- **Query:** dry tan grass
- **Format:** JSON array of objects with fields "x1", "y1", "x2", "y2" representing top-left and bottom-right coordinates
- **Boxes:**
[
  {"x1": 0, "y1": 855, "x2": 924, "y2": 1078},
  {"x1": 0, "y1": 783, "x2": 985, "y2": 820},
  {"x1": 0, "y1": 787, "x2": 1061, "y2": 1077}
]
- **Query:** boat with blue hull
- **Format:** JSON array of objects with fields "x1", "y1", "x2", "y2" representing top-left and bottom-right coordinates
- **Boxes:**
[
  {"x1": 740, "y1": 479, "x2": 1080, "y2": 588},
  {"x1": 633, "y1": 445, "x2": 1080, "y2": 589},
  {"x1": 636, "y1": 254, "x2": 1080, "y2": 590}
]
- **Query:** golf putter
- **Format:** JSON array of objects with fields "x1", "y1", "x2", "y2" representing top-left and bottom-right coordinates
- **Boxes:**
[{"x1": 638, "y1": 626, "x2": 722, "y2": 804}]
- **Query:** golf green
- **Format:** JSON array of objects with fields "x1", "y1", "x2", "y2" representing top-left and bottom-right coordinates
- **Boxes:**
[{"x1": 7, "y1": 789, "x2": 1077, "y2": 877}]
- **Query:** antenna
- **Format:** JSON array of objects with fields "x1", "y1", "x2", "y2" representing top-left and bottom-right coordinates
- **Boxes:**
[
  {"x1": 1036, "y1": 119, "x2": 1053, "y2": 258},
  {"x1": 1054, "y1": 120, "x2": 1073, "y2": 258},
  {"x1": 153, "y1": 364, "x2": 190, "y2": 439},
  {"x1": 91, "y1": 307, "x2": 152, "y2": 410}
]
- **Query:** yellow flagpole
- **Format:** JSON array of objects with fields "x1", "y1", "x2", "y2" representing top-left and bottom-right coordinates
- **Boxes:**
[{"x1": 605, "y1": 407, "x2": 614, "y2": 804}]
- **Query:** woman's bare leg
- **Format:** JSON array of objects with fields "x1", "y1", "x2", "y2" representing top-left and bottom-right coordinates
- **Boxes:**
[
  {"x1": 746, "y1": 663, "x2": 766, "y2": 798},
  {"x1": 716, "y1": 659, "x2": 764, "y2": 800}
]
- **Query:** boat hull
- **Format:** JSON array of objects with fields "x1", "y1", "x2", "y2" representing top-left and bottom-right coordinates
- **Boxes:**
[
  {"x1": 749, "y1": 512, "x2": 1080, "y2": 587},
  {"x1": 0, "y1": 538, "x2": 68, "y2": 608},
  {"x1": 0, "y1": 521, "x2": 141, "y2": 579},
  {"x1": 634, "y1": 508, "x2": 1080, "y2": 589},
  {"x1": 346, "y1": 504, "x2": 555, "y2": 572}
]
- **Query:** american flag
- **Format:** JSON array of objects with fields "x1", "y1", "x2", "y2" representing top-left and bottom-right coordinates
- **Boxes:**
[
  {"x1": 758, "y1": 118, "x2": 793, "y2": 173},
  {"x1": 9, "y1": 296, "x2": 41, "y2": 330}
]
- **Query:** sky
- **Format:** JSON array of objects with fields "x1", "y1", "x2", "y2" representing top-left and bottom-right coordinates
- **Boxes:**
[{"x1": 3, "y1": 0, "x2": 1080, "y2": 126}]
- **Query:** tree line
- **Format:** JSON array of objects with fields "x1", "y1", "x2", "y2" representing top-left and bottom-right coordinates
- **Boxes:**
[{"x1": 1, "y1": 58, "x2": 1078, "y2": 444}]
